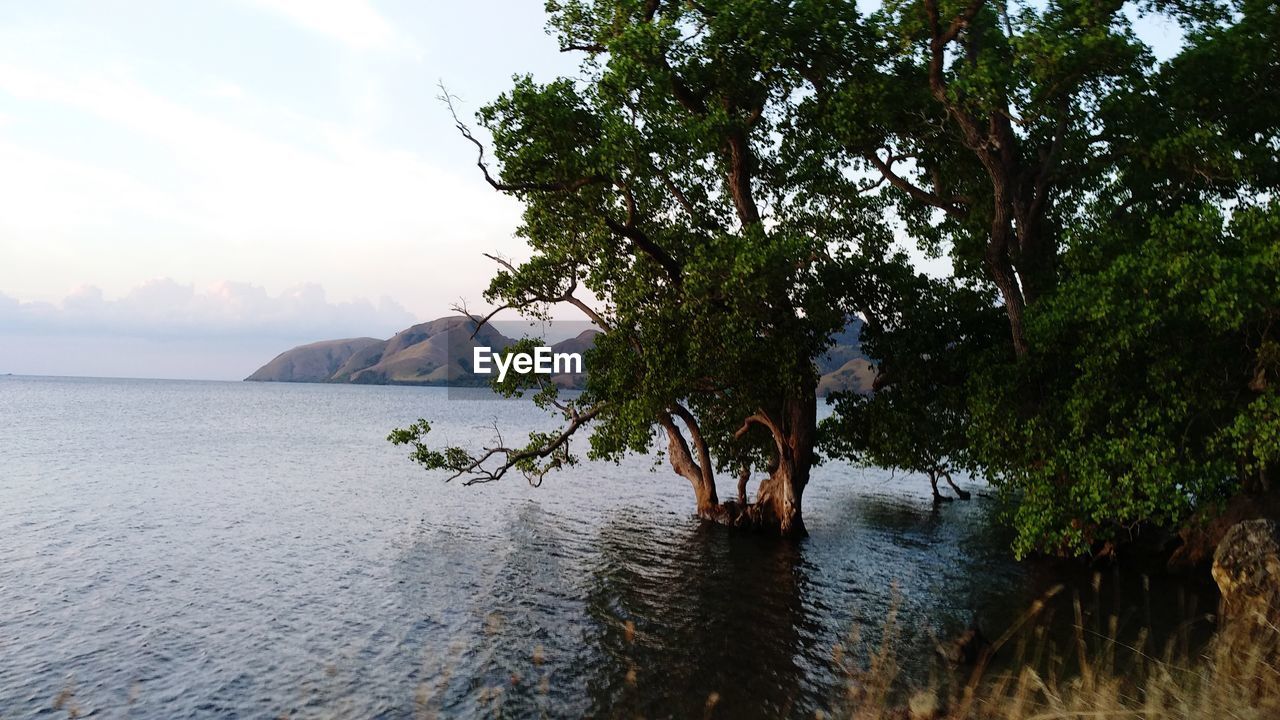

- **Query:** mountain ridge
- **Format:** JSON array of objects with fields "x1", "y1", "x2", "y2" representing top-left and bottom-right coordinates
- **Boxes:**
[{"x1": 245, "y1": 316, "x2": 872, "y2": 394}]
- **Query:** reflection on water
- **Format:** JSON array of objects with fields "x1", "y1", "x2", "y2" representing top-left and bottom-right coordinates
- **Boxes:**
[
  {"x1": 581, "y1": 517, "x2": 811, "y2": 718},
  {"x1": 0, "y1": 376, "x2": 1215, "y2": 718}
]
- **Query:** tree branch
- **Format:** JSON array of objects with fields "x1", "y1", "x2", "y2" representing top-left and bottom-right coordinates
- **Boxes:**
[
  {"x1": 451, "y1": 404, "x2": 606, "y2": 486},
  {"x1": 923, "y1": 0, "x2": 989, "y2": 149},
  {"x1": 604, "y1": 181, "x2": 685, "y2": 284},
  {"x1": 670, "y1": 403, "x2": 715, "y2": 489},
  {"x1": 867, "y1": 152, "x2": 967, "y2": 219},
  {"x1": 467, "y1": 253, "x2": 614, "y2": 335},
  {"x1": 561, "y1": 42, "x2": 607, "y2": 54},
  {"x1": 734, "y1": 410, "x2": 787, "y2": 461},
  {"x1": 659, "y1": 410, "x2": 704, "y2": 487},
  {"x1": 439, "y1": 82, "x2": 610, "y2": 194}
]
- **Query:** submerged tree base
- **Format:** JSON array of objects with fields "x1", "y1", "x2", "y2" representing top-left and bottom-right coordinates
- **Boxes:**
[{"x1": 697, "y1": 501, "x2": 809, "y2": 538}]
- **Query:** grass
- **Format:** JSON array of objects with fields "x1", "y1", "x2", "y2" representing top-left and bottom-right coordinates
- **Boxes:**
[{"x1": 831, "y1": 579, "x2": 1280, "y2": 720}]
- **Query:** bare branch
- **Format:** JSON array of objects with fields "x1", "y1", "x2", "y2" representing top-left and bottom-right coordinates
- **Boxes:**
[
  {"x1": 438, "y1": 82, "x2": 609, "y2": 194},
  {"x1": 475, "y1": 253, "x2": 613, "y2": 333},
  {"x1": 482, "y1": 252, "x2": 518, "y2": 274}
]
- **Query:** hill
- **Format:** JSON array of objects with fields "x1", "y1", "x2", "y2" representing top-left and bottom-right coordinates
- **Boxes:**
[
  {"x1": 246, "y1": 317, "x2": 871, "y2": 393},
  {"x1": 245, "y1": 337, "x2": 384, "y2": 383}
]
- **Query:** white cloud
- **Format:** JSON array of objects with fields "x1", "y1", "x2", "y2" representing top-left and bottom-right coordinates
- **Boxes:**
[
  {"x1": 242, "y1": 0, "x2": 416, "y2": 56},
  {"x1": 0, "y1": 60, "x2": 522, "y2": 305},
  {"x1": 0, "y1": 279, "x2": 417, "y2": 340},
  {"x1": 0, "y1": 58, "x2": 512, "y2": 235},
  {"x1": 208, "y1": 78, "x2": 245, "y2": 101},
  {"x1": 0, "y1": 133, "x2": 183, "y2": 231}
]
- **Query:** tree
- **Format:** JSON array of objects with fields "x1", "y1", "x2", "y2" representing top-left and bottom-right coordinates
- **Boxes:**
[
  {"x1": 822, "y1": 274, "x2": 1005, "y2": 502},
  {"x1": 389, "y1": 0, "x2": 1280, "y2": 555},
  {"x1": 800, "y1": 0, "x2": 1159, "y2": 358},
  {"x1": 967, "y1": 200, "x2": 1280, "y2": 556},
  {"x1": 815, "y1": 0, "x2": 1280, "y2": 555},
  {"x1": 390, "y1": 0, "x2": 896, "y2": 536}
]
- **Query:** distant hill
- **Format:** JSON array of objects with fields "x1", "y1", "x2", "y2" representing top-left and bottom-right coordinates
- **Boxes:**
[
  {"x1": 246, "y1": 337, "x2": 383, "y2": 383},
  {"x1": 547, "y1": 330, "x2": 599, "y2": 389},
  {"x1": 343, "y1": 316, "x2": 514, "y2": 385},
  {"x1": 246, "y1": 316, "x2": 513, "y2": 385},
  {"x1": 817, "y1": 357, "x2": 877, "y2": 396},
  {"x1": 816, "y1": 318, "x2": 873, "y2": 395},
  {"x1": 246, "y1": 316, "x2": 872, "y2": 393}
]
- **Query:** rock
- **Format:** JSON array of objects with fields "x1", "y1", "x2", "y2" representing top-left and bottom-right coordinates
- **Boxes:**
[{"x1": 1212, "y1": 519, "x2": 1280, "y2": 629}]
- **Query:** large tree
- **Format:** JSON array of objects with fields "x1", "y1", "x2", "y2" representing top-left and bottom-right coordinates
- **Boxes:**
[
  {"x1": 392, "y1": 0, "x2": 1280, "y2": 555},
  {"x1": 801, "y1": 0, "x2": 1165, "y2": 357},
  {"x1": 390, "y1": 0, "x2": 896, "y2": 536},
  {"x1": 815, "y1": 0, "x2": 1280, "y2": 555}
]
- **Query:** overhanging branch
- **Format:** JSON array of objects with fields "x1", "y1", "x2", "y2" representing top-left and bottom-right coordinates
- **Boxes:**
[
  {"x1": 439, "y1": 82, "x2": 610, "y2": 195},
  {"x1": 867, "y1": 151, "x2": 967, "y2": 219},
  {"x1": 448, "y1": 404, "x2": 606, "y2": 486}
]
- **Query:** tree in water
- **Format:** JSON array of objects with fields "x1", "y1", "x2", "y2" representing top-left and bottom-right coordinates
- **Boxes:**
[
  {"x1": 390, "y1": 0, "x2": 894, "y2": 536},
  {"x1": 822, "y1": 274, "x2": 1005, "y2": 503},
  {"x1": 391, "y1": 0, "x2": 1280, "y2": 554},
  {"x1": 811, "y1": 0, "x2": 1280, "y2": 554}
]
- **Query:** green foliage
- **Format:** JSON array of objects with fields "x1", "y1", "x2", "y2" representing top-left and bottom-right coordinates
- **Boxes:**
[
  {"x1": 394, "y1": 0, "x2": 896, "y2": 492},
  {"x1": 394, "y1": 0, "x2": 1280, "y2": 553},
  {"x1": 969, "y1": 202, "x2": 1280, "y2": 555},
  {"x1": 387, "y1": 421, "x2": 476, "y2": 475},
  {"x1": 388, "y1": 416, "x2": 580, "y2": 485},
  {"x1": 822, "y1": 273, "x2": 1005, "y2": 482},
  {"x1": 814, "y1": 0, "x2": 1280, "y2": 555}
]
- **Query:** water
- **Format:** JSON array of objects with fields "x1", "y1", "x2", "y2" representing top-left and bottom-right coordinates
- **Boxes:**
[{"x1": 0, "y1": 375, "x2": 1204, "y2": 718}]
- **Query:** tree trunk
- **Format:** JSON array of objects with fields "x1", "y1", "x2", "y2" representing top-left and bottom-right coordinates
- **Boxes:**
[
  {"x1": 760, "y1": 388, "x2": 815, "y2": 536},
  {"x1": 681, "y1": 382, "x2": 816, "y2": 538},
  {"x1": 752, "y1": 458, "x2": 809, "y2": 537},
  {"x1": 659, "y1": 409, "x2": 720, "y2": 517}
]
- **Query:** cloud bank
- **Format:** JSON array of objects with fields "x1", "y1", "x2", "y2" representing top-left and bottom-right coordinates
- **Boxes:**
[
  {"x1": 0, "y1": 280, "x2": 419, "y2": 380},
  {"x1": 0, "y1": 279, "x2": 415, "y2": 340}
]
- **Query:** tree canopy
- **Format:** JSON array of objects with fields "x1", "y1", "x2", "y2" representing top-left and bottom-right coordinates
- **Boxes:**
[
  {"x1": 392, "y1": 0, "x2": 904, "y2": 536},
  {"x1": 811, "y1": 0, "x2": 1280, "y2": 555},
  {"x1": 394, "y1": 0, "x2": 1280, "y2": 555}
]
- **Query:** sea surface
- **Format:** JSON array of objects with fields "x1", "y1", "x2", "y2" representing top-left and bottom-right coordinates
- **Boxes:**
[{"x1": 0, "y1": 375, "x2": 1208, "y2": 718}]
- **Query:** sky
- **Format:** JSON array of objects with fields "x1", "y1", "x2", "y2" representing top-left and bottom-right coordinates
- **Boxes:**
[
  {"x1": 0, "y1": 1, "x2": 1185, "y2": 380},
  {"x1": 0, "y1": 0, "x2": 583, "y2": 379}
]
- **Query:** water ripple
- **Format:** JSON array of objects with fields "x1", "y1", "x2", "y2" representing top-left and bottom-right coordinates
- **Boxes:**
[{"x1": 0, "y1": 375, "x2": 1206, "y2": 718}]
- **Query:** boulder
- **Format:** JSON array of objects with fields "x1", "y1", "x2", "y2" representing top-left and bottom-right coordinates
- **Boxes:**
[{"x1": 1212, "y1": 519, "x2": 1280, "y2": 649}]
